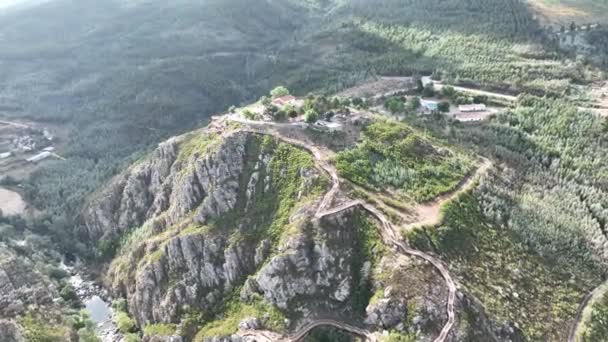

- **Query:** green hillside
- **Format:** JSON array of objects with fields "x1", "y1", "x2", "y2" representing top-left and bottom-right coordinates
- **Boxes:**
[{"x1": 0, "y1": 0, "x2": 604, "y2": 264}]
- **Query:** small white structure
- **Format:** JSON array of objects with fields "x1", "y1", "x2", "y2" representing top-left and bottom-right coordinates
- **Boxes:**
[
  {"x1": 272, "y1": 95, "x2": 297, "y2": 107},
  {"x1": 421, "y1": 100, "x2": 439, "y2": 113},
  {"x1": 43, "y1": 129, "x2": 54, "y2": 141},
  {"x1": 26, "y1": 151, "x2": 52, "y2": 163},
  {"x1": 0, "y1": 152, "x2": 12, "y2": 159},
  {"x1": 313, "y1": 121, "x2": 343, "y2": 132},
  {"x1": 42, "y1": 146, "x2": 55, "y2": 152},
  {"x1": 458, "y1": 104, "x2": 486, "y2": 112}
]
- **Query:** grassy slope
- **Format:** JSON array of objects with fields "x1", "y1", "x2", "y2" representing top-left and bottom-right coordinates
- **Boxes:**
[
  {"x1": 403, "y1": 93, "x2": 608, "y2": 340},
  {"x1": 407, "y1": 193, "x2": 592, "y2": 340},
  {"x1": 335, "y1": 118, "x2": 473, "y2": 202}
]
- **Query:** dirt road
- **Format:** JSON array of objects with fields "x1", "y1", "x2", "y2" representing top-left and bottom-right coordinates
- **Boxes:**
[
  {"x1": 568, "y1": 280, "x2": 608, "y2": 342},
  {"x1": 421, "y1": 77, "x2": 517, "y2": 102},
  {"x1": 226, "y1": 117, "x2": 493, "y2": 341},
  {"x1": 404, "y1": 159, "x2": 492, "y2": 231}
]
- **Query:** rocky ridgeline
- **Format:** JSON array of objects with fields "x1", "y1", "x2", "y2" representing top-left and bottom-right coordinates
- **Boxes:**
[{"x1": 81, "y1": 125, "x2": 510, "y2": 341}]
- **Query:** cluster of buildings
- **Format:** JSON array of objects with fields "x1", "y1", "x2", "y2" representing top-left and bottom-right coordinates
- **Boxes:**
[{"x1": 0, "y1": 129, "x2": 57, "y2": 164}]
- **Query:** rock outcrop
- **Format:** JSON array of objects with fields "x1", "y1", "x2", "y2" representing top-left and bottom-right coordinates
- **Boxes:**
[
  {"x1": 85, "y1": 128, "x2": 382, "y2": 336},
  {"x1": 0, "y1": 255, "x2": 57, "y2": 318},
  {"x1": 83, "y1": 125, "x2": 514, "y2": 341}
]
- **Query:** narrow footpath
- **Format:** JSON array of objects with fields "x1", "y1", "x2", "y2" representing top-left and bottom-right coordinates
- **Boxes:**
[{"x1": 226, "y1": 118, "x2": 491, "y2": 342}]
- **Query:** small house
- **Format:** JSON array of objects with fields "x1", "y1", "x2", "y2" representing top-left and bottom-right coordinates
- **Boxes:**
[
  {"x1": 458, "y1": 104, "x2": 487, "y2": 112},
  {"x1": 42, "y1": 146, "x2": 55, "y2": 152},
  {"x1": 272, "y1": 95, "x2": 297, "y2": 107},
  {"x1": 0, "y1": 152, "x2": 12, "y2": 159}
]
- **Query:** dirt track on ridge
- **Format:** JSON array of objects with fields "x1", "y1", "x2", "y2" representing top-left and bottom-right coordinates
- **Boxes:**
[{"x1": 222, "y1": 117, "x2": 492, "y2": 341}]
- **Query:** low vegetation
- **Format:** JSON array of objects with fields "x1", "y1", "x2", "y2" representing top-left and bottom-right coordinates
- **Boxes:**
[
  {"x1": 347, "y1": 210, "x2": 387, "y2": 314},
  {"x1": 19, "y1": 312, "x2": 68, "y2": 342},
  {"x1": 580, "y1": 290, "x2": 608, "y2": 341},
  {"x1": 194, "y1": 295, "x2": 286, "y2": 340},
  {"x1": 336, "y1": 118, "x2": 473, "y2": 202},
  {"x1": 143, "y1": 323, "x2": 177, "y2": 337},
  {"x1": 407, "y1": 193, "x2": 592, "y2": 340}
]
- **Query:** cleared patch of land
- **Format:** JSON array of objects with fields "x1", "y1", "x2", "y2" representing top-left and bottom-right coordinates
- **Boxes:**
[
  {"x1": 0, "y1": 187, "x2": 26, "y2": 215},
  {"x1": 527, "y1": 0, "x2": 608, "y2": 25}
]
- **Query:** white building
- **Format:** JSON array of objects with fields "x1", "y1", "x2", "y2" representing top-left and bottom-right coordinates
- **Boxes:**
[
  {"x1": 42, "y1": 146, "x2": 55, "y2": 152},
  {"x1": 26, "y1": 151, "x2": 52, "y2": 163},
  {"x1": 0, "y1": 152, "x2": 12, "y2": 159},
  {"x1": 458, "y1": 104, "x2": 486, "y2": 112}
]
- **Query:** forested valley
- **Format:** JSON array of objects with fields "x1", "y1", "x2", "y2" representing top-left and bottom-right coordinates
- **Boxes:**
[{"x1": 2, "y1": 0, "x2": 608, "y2": 341}]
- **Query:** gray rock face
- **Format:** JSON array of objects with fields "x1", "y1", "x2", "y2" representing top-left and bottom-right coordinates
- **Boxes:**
[
  {"x1": 128, "y1": 233, "x2": 262, "y2": 324},
  {"x1": 0, "y1": 257, "x2": 56, "y2": 318},
  {"x1": 0, "y1": 320, "x2": 23, "y2": 342},
  {"x1": 251, "y1": 207, "x2": 368, "y2": 316},
  {"x1": 238, "y1": 317, "x2": 260, "y2": 330},
  {"x1": 84, "y1": 127, "x2": 383, "y2": 334},
  {"x1": 83, "y1": 131, "x2": 250, "y2": 243},
  {"x1": 85, "y1": 129, "x2": 368, "y2": 331},
  {"x1": 365, "y1": 297, "x2": 407, "y2": 329}
]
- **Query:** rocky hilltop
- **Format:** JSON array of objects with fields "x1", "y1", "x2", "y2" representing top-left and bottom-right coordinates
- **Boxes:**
[{"x1": 80, "y1": 119, "x2": 516, "y2": 341}]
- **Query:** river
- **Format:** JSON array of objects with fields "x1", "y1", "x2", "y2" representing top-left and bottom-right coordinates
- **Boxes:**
[{"x1": 61, "y1": 261, "x2": 123, "y2": 341}]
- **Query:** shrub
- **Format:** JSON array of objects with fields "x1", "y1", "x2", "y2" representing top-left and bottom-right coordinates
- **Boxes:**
[
  {"x1": 124, "y1": 334, "x2": 141, "y2": 342},
  {"x1": 438, "y1": 101, "x2": 450, "y2": 113},
  {"x1": 422, "y1": 83, "x2": 435, "y2": 97},
  {"x1": 20, "y1": 313, "x2": 67, "y2": 342},
  {"x1": 304, "y1": 109, "x2": 319, "y2": 123},
  {"x1": 441, "y1": 85, "x2": 456, "y2": 98},
  {"x1": 270, "y1": 86, "x2": 289, "y2": 98},
  {"x1": 59, "y1": 284, "x2": 78, "y2": 302},
  {"x1": 46, "y1": 266, "x2": 69, "y2": 281},
  {"x1": 242, "y1": 110, "x2": 256, "y2": 120},
  {"x1": 116, "y1": 312, "x2": 136, "y2": 334},
  {"x1": 385, "y1": 96, "x2": 405, "y2": 114},
  {"x1": 112, "y1": 298, "x2": 128, "y2": 312}
]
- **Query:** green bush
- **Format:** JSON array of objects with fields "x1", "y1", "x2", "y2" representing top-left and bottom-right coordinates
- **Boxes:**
[
  {"x1": 20, "y1": 313, "x2": 67, "y2": 342},
  {"x1": 112, "y1": 298, "x2": 128, "y2": 312},
  {"x1": 45, "y1": 265, "x2": 69, "y2": 281},
  {"x1": 304, "y1": 109, "x2": 319, "y2": 123},
  {"x1": 124, "y1": 334, "x2": 142, "y2": 342},
  {"x1": 59, "y1": 284, "x2": 78, "y2": 302},
  {"x1": 116, "y1": 312, "x2": 136, "y2": 334},
  {"x1": 270, "y1": 86, "x2": 290, "y2": 98},
  {"x1": 242, "y1": 109, "x2": 256, "y2": 120}
]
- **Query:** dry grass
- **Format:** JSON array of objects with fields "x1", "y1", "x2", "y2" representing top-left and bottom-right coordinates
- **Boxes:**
[{"x1": 527, "y1": 0, "x2": 608, "y2": 25}]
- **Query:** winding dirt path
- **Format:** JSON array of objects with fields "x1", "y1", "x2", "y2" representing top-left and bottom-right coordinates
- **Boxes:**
[
  {"x1": 225, "y1": 118, "x2": 490, "y2": 342},
  {"x1": 404, "y1": 159, "x2": 492, "y2": 231},
  {"x1": 568, "y1": 280, "x2": 608, "y2": 342}
]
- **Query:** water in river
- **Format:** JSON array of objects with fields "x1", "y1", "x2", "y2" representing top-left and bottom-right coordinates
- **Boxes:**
[{"x1": 85, "y1": 295, "x2": 111, "y2": 324}]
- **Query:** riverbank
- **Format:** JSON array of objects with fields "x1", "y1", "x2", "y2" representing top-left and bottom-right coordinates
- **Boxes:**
[{"x1": 61, "y1": 261, "x2": 123, "y2": 342}]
